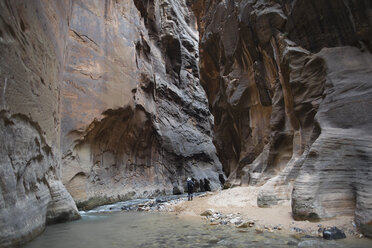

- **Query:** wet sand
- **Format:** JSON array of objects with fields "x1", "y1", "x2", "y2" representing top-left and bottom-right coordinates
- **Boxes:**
[{"x1": 167, "y1": 187, "x2": 359, "y2": 237}]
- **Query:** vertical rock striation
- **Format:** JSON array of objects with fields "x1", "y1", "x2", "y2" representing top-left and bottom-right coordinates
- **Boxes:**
[
  {"x1": 0, "y1": 0, "x2": 222, "y2": 245},
  {"x1": 60, "y1": 0, "x2": 223, "y2": 210},
  {"x1": 0, "y1": 1, "x2": 79, "y2": 247},
  {"x1": 1, "y1": 0, "x2": 371, "y2": 244},
  {"x1": 292, "y1": 47, "x2": 372, "y2": 235},
  {"x1": 192, "y1": 0, "x2": 372, "y2": 236},
  {"x1": 0, "y1": 1, "x2": 223, "y2": 244}
]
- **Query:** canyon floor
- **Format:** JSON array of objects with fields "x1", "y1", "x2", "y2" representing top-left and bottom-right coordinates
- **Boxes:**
[{"x1": 168, "y1": 187, "x2": 359, "y2": 238}]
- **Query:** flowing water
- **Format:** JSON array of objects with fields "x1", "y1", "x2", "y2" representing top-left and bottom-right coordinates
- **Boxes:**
[{"x1": 25, "y1": 201, "x2": 372, "y2": 248}]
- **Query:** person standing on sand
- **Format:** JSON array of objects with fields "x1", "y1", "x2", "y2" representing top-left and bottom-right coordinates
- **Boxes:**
[{"x1": 187, "y1": 177, "x2": 195, "y2": 201}]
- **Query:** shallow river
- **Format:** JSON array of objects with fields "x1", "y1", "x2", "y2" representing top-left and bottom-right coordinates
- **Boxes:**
[{"x1": 24, "y1": 210, "x2": 372, "y2": 248}]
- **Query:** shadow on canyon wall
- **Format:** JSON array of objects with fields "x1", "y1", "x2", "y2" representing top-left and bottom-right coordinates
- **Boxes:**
[{"x1": 0, "y1": 0, "x2": 372, "y2": 246}]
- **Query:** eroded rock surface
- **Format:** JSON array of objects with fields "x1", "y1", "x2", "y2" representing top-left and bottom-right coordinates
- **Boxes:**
[
  {"x1": 0, "y1": 1, "x2": 79, "y2": 247},
  {"x1": 0, "y1": 1, "x2": 223, "y2": 245},
  {"x1": 192, "y1": 0, "x2": 372, "y2": 236},
  {"x1": 292, "y1": 47, "x2": 372, "y2": 235},
  {"x1": 60, "y1": 0, "x2": 223, "y2": 210},
  {"x1": 1, "y1": 0, "x2": 372, "y2": 245}
]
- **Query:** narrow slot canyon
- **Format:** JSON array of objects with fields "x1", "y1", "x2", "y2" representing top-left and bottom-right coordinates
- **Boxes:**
[{"x1": 0, "y1": 0, "x2": 372, "y2": 247}]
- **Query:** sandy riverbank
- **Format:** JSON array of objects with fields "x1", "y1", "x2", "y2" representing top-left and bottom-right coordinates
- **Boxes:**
[{"x1": 166, "y1": 187, "x2": 360, "y2": 238}]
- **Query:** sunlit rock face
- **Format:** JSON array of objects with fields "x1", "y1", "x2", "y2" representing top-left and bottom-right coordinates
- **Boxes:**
[
  {"x1": 60, "y1": 0, "x2": 223, "y2": 210},
  {"x1": 0, "y1": 1, "x2": 79, "y2": 247},
  {"x1": 192, "y1": 0, "x2": 372, "y2": 236}
]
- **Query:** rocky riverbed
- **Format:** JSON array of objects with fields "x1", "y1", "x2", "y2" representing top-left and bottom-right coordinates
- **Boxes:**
[
  {"x1": 21, "y1": 188, "x2": 372, "y2": 248},
  {"x1": 160, "y1": 187, "x2": 367, "y2": 241},
  {"x1": 79, "y1": 192, "x2": 207, "y2": 214},
  {"x1": 81, "y1": 187, "x2": 367, "y2": 242},
  {"x1": 24, "y1": 210, "x2": 372, "y2": 248}
]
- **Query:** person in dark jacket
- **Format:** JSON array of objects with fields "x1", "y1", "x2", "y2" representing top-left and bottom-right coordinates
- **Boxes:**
[{"x1": 187, "y1": 177, "x2": 195, "y2": 201}]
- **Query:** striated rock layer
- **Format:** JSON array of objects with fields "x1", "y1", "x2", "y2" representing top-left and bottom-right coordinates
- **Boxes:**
[
  {"x1": 60, "y1": 0, "x2": 223, "y2": 210},
  {"x1": 0, "y1": 0, "x2": 223, "y2": 245},
  {"x1": 192, "y1": 0, "x2": 372, "y2": 236},
  {"x1": 0, "y1": 1, "x2": 79, "y2": 247}
]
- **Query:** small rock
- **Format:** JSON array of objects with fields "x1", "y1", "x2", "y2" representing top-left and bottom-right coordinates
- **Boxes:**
[
  {"x1": 292, "y1": 227, "x2": 304, "y2": 233},
  {"x1": 230, "y1": 217, "x2": 242, "y2": 225},
  {"x1": 286, "y1": 241, "x2": 297, "y2": 246},
  {"x1": 200, "y1": 209, "x2": 214, "y2": 216},
  {"x1": 220, "y1": 220, "x2": 228, "y2": 225},
  {"x1": 155, "y1": 198, "x2": 166, "y2": 203},
  {"x1": 255, "y1": 228, "x2": 264, "y2": 234},
  {"x1": 322, "y1": 227, "x2": 346, "y2": 240},
  {"x1": 212, "y1": 213, "x2": 222, "y2": 219},
  {"x1": 236, "y1": 222, "x2": 249, "y2": 228}
]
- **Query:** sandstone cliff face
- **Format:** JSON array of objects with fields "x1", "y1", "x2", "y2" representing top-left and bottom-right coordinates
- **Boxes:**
[
  {"x1": 292, "y1": 47, "x2": 372, "y2": 236},
  {"x1": 0, "y1": 0, "x2": 223, "y2": 245},
  {"x1": 1, "y1": 0, "x2": 371, "y2": 245},
  {"x1": 193, "y1": 0, "x2": 372, "y2": 236},
  {"x1": 0, "y1": 1, "x2": 79, "y2": 247},
  {"x1": 60, "y1": 0, "x2": 223, "y2": 210}
]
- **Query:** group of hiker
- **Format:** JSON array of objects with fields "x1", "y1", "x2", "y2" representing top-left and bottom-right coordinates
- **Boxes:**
[{"x1": 186, "y1": 177, "x2": 212, "y2": 201}]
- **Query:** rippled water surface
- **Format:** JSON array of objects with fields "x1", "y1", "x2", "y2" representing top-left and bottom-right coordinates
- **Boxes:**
[{"x1": 25, "y1": 211, "x2": 372, "y2": 248}]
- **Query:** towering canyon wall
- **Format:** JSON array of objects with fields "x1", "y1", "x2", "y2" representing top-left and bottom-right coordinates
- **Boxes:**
[
  {"x1": 60, "y1": 0, "x2": 223, "y2": 210},
  {"x1": 1, "y1": 0, "x2": 371, "y2": 245},
  {"x1": 193, "y1": 0, "x2": 372, "y2": 236},
  {"x1": 0, "y1": 1, "x2": 79, "y2": 247},
  {"x1": 0, "y1": 0, "x2": 223, "y2": 246}
]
